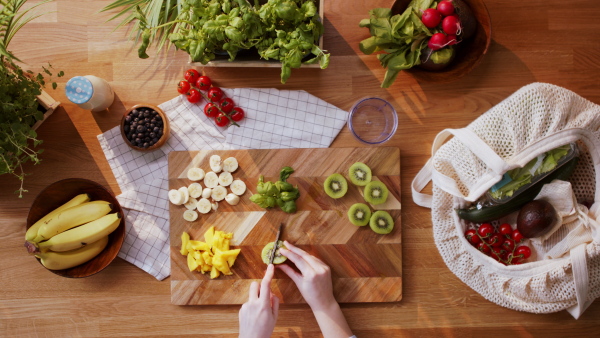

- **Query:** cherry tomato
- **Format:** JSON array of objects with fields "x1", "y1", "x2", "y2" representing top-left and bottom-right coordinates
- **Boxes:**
[
  {"x1": 184, "y1": 69, "x2": 200, "y2": 84},
  {"x1": 231, "y1": 107, "x2": 245, "y2": 122},
  {"x1": 509, "y1": 255, "x2": 522, "y2": 265},
  {"x1": 464, "y1": 229, "x2": 481, "y2": 246},
  {"x1": 215, "y1": 113, "x2": 229, "y2": 127},
  {"x1": 208, "y1": 87, "x2": 224, "y2": 102},
  {"x1": 502, "y1": 238, "x2": 515, "y2": 252},
  {"x1": 196, "y1": 76, "x2": 212, "y2": 91},
  {"x1": 491, "y1": 247, "x2": 506, "y2": 261},
  {"x1": 487, "y1": 233, "x2": 503, "y2": 248},
  {"x1": 515, "y1": 245, "x2": 531, "y2": 259},
  {"x1": 187, "y1": 88, "x2": 202, "y2": 104},
  {"x1": 204, "y1": 103, "x2": 219, "y2": 118},
  {"x1": 477, "y1": 242, "x2": 490, "y2": 255},
  {"x1": 219, "y1": 98, "x2": 235, "y2": 114},
  {"x1": 512, "y1": 229, "x2": 525, "y2": 243},
  {"x1": 477, "y1": 223, "x2": 494, "y2": 239},
  {"x1": 177, "y1": 80, "x2": 191, "y2": 95},
  {"x1": 499, "y1": 223, "x2": 513, "y2": 237}
]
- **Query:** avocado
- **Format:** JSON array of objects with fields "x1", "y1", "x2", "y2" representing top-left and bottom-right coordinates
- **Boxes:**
[
  {"x1": 517, "y1": 200, "x2": 557, "y2": 238},
  {"x1": 418, "y1": 46, "x2": 456, "y2": 71}
]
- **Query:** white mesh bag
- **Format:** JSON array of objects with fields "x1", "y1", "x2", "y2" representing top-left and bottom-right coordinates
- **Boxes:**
[{"x1": 411, "y1": 83, "x2": 600, "y2": 318}]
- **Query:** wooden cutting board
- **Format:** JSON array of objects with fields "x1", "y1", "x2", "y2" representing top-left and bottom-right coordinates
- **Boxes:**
[{"x1": 169, "y1": 147, "x2": 402, "y2": 305}]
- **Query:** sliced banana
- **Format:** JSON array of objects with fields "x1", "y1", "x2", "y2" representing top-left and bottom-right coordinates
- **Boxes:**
[
  {"x1": 183, "y1": 209, "x2": 198, "y2": 222},
  {"x1": 202, "y1": 187, "x2": 213, "y2": 199},
  {"x1": 223, "y1": 157, "x2": 239, "y2": 172},
  {"x1": 188, "y1": 182, "x2": 203, "y2": 199},
  {"x1": 211, "y1": 201, "x2": 219, "y2": 211},
  {"x1": 204, "y1": 171, "x2": 219, "y2": 188},
  {"x1": 230, "y1": 180, "x2": 247, "y2": 196},
  {"x1": 197, "y1": 198, "x2": 212, "y2": 214},
  {"x1": 218, "y1": 172, "x2": 233, "y2": 187},
  {"x1": 184, "y1": 197, "x2": 198, "y2": 210},
  {"x1": 211, "y1": 186, "x2": 227, "y2": 201},
  {"x1": 178, "y1": 186, "x2": 190, "y2": 204},
  {"x1": 168, "y1": 189, "x2": 184, "y2": 205},
  {"x1": 210, "y1": 155, "x2": 222, "y2": 173},
  {"x1": 225, "y1": 193, "x2": 240, "y2": 206},
  {"x1": 187, "y1": 167, "x2": 205, "y2": 181}
]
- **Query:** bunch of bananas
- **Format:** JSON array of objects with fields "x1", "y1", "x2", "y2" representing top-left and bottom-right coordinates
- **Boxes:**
[{"x1": 25, "y1": 193, "x2": 121, "y2": 270}]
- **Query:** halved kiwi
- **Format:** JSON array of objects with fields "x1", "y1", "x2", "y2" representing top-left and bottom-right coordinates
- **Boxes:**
[
  {"x1": 369, "y1": 211, "x2": 394, "y2": 235},
  {"x1": 363, "y1": 181, "x2": 389, "y2": 205},
  {"x1": 348, "y1": 162, "x2": 372, "y2": 186},
  {"x1": 261, "y1": 240, "x2": 287, "y2": 265},
  {"x1": 324, "y1": 173, "x2": 348, "y2": 199},
  {"x1": 348, "y1": 203, "x2": 371, "y2": 226}
]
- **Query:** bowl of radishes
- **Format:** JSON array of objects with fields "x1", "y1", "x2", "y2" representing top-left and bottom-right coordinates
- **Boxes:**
[{"x1": 391, "y1": 0, "x2": 491, "y2": 82}]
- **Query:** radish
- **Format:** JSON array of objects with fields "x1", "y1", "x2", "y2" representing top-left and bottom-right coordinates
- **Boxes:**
[
  {"x1": 447, "y1": 34, "x2": 458, "y2": 45},
  {"x1": 442, "y1": 15, "x2": 460, "y2": 35},
  {"x1": 437, "y1": 1, "x2": 455, "y2": 16},
  {"x1": 421, "y1": 9, "x2": 442, "y2": 29},
  {"x1": 428, "y1": 33, "x2": 448, "y2": 51}
]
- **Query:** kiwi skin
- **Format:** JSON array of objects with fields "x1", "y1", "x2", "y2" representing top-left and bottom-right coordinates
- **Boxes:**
[
  {"x1": 369, "y1": 211, "x2": 394, "y2": 235},
  {"x1": 364, "y1": 181, "x2": 389, "y2": 205},
  {"x1": 324, "y1": 173, "x2": 348, "y2": 199},
  {"x1": 261, "y1": 241, "x2": 287, "y2": 265},
  {"x1": 348, "y1": 203, "x2": 371, "y2": 226},
  {"x1": 348, "y1": 162, "x2": 372, "y2": 186}
]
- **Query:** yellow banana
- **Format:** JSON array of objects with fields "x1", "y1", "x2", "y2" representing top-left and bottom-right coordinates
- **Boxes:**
[
  {"x1": 35, "y1": 236, "x2": 109, "y2": 270},
  {"x1": 35, "y1": 213, "x2": 121, "y2": 253},
  {"x1": 25, "y1": 193, "x2": 91, "y2": 241},
  {"x1": 32, "y1": 200, "x2": 113, "y2": 243}
]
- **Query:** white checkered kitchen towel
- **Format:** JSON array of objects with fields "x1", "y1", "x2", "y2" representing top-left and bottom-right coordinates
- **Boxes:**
[{"x1": 97, "y1": 88, "x2": 348, "y2": 280}]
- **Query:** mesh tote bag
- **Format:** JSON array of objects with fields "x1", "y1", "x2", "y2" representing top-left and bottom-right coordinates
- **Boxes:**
[{"x1": 411, "y1": 83, "x2": 600, "y2": 318}]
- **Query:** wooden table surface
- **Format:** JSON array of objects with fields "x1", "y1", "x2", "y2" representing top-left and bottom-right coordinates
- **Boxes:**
[{"x1": 2, "y1": 0, "x2": 600, "y2": 336}]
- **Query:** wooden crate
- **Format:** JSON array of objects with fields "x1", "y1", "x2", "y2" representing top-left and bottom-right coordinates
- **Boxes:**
[
  {"x1": 32, "y1": 90, "x2": 60, "y2": 131},
  {"x1": 189, "y1": 0, "x2": 325, "y2": 68}
]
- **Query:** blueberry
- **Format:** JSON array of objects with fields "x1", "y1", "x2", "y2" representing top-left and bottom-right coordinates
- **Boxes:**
[
  {"x1": 143, "y1": 142, "x2": 149, "y2": 148},
  {"x1": 137, "y1": 125, "x2": 146, "y2": 132},
  {"x1": 143, "y1": 111, "x2": 150, "y2": 118},
  {"x1": 124, "y1": 125, "x2": 129, "y2": 132},
  {"x1": 137, "y1": 133, "x2": 143, "y2": 138},
  {"x1": 150, "y1": 123, "x2": 155, "y2": 129},
  {"x1": 152, "y1": 137, "x2": 159, "y2": 143},
  {"x1": 125, "y1": 115, "x2": 132, "y2": 123}
]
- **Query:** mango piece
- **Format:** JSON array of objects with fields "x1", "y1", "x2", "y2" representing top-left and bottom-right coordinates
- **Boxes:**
[
  {"x1": 180, "y1": 232, "x2": 190, "y2": 256},
  {"x1": 212, "y1": 250, "x2": 232, "y2": 275},
  {"x1": 189, "y1": 240, "x2": 210, "y2": 251},
  {"x1": 192, "y1": 250, "x2": 202, "y2": 261},
  {"x1": 220, "y1": 248, "x2": 241, "y2": 267},
  {"x1": 210, "y1": 266, "x2": 220, "y2": 279},
  {"x1": 202, "y1": 251, "x2": 213, "y2": 266},
  {"x1": 201, "y1": 264, "x2": 211, "y2": 273},
  {"x1": 187, "y1": 252, "x2": 199, "y2": 272},
  {"x1": 204, "y1": 226, "x2": 215, "y2": 247}
]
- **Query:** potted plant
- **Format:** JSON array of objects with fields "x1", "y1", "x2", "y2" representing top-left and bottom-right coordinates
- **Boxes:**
[{"x1": 1, "y1": 0, "x2": 63, "y2": 197}]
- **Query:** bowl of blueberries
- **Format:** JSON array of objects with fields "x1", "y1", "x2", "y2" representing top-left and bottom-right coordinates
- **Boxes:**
[{"x1": 120, "y1": 104, "x2": 170, "y2": 151}]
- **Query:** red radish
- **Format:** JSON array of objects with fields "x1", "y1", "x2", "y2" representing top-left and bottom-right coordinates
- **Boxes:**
[
  {"x1": 447, "y1": 34, "x2": 458, "y2": 45},
  {"x1": 421, "y1": 8, "x2": 442, "y2": 28},
  {"x1": 428, "y1": 33, "x2": 448, "y2": 50},
  {"x1": 442, "y1": 15, "x2": 460, "y2": 35},
  {"x1": 437, "y1": 1, "x2": 455, "y2": 16}
]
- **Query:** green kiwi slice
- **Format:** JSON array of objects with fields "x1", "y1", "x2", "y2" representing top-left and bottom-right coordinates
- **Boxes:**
[
  {"x1": 324, "y1": 173, "x2": 348, "y2": 199},
  {"x1": 348, "y1": 162, "x2": 372, "y2": 186},
  {"x1": 261, "y1": 240, "x2": 287, "y2": 264},
  {"x1": 369, "y1": 211, "x2": 394, "y2": 235},
  {"x1": 348, "y1": 203, "x2": 372, "y2": 226},
  {"x1": 363, "y1": 181, "x2": 389, "y2": 205}
]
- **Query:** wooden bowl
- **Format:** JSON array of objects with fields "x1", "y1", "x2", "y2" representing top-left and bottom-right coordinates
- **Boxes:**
[
  {"x1": 26, "y1": 178, "x2": 125, "y2": 278},
  {"x1": 120, "y1": 104, "x2": 170, "y2": 152},
  {"x1": 391, "y1": 0, "x2": 492, "y2": 83}
]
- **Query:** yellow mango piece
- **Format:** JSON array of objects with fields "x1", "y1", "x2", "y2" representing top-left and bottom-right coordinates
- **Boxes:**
[
  {"x1": 193, "y1": 250, "x2": 202, "y2": 261},
  {"x1": 223, "y1": 232, "x2": 233, "y2": 239},
  {"x1": 201, "y1": 264, "x2": 211, "y2": 273},
  {"x1": 187, "y1": 252, "x2": 199, "y2": 272},
  {"x1": 204, "y1": 226, "x2": 215, "y2": 247},
  {"x1": 220, "y1": 248, "x2": 241, "y2": 267},
  {"x1": 180, "y1": 232, "x2": 190, "y2": 256},
  {"x1": 189, "y1": 240, "x2": 210, "y2": 252},
  {"x1": 210, "y1": 266, "x2": 220, "y2": 279},
  {"x1": 213, "y1": 251, "x2": 232, "y2": 275},
  {"x1": 202, "y1": 251, "x2": 213, "y2": 266}
]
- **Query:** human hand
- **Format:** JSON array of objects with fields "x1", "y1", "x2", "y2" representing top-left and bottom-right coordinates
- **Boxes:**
[{"x1": 239, "y1": 264, "x2": 280, "y2": 338}]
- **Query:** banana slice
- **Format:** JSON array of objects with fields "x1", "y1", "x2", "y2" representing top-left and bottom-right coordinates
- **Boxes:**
[
  {"x1": 210, "y1": 155, "x2": 222, "y2": 173},
  {"x1": 225, "y1": 193, "x2": 240, "y2": 206},
  {"x1": 183, "y1": 210, "x2": 198, "y2": 222},
  {"x1": 230, "y1": 180, "x2": 247, "y2": 196},
  {"x1": 211, "y1": 201, "x2": 219, "y2": 211},
  {"x1": 168, "y1": 189, "x2": 184, "y2": 205},
  {"x1": 218, "y1": 172, "x2": 233, "y2": 187},
  {"x1": 184, "y1": 197, "x2": 198, "y2": 210},
  {"x1": 187, "y1": 167, "x2": 205, "y2": 181},
  {"x1": 202, "y1": 188, "x2": 212, "y2": 199},
  {"x1": 211, "y1": 186, "x2": 227, "y2": 201},
  {"x1": 197, "y1": 198, "x2": 211, "y2": 214},
  {"x1": 188, "y1": 183, "x2": 203, "y2": 199},
  {"x1": 223, "y1": 157, "x2": 239, "y2": 172},
  {"x1": 204, "y1": 171, "x2": 219, "y2": 188},
  {"x1": 178, "y1": 186, "x2": 190, "y2": 204}
]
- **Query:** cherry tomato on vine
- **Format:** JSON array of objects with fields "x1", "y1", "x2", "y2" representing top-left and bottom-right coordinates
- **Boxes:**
[
  {"x1": 490, "y1": 247, "x2": 506, "y2": 261},
  {"x1": 464, "y1": 229, "x2": 481, "y2": 246},
  {"x1": 204, "y1": 103, "x2": 219, "y2": 118},
  {"x1": 184, "y1": 69, "x2": 200, "y2": 84},
  {"x1": 477, "y1": 223, "x2": 494, "y2": 239},
  {"x1": 512, "y1": 229, "x2": 525, "y2": 243},
  {"x1": 231, "y1": 107, "x2": 245, "y2": 122},
  {"x1": 515, "y1": 245, "x2": 531, "y2": 259},
  {"x1": 196, "y1": 76, "x2": 212, "y2": 91},
  {"x1": 502, "y1": 238, "x2": 515, "y2": 252},
  {"x1": 215, "y1": 113, "x2": 229, "y2": 127},
  {"x1": 477, "y1": 242, "x2": 490, "y2": 255},
  {"x1": 219, "y1": 98, "x2": 235, "y2": 114},
  {"x1": 177, "y1": 80, "x2": 191, "y2": 95},
  {"x1": 487, "y1": 233, "x2": 503, "y2": 248},
  {"x1": 499, "y1": 223, "x2": 513, "y2": 237},
  {"x1": 187, "y1": 88, "x2": 202, "y2": 104},
  {"x1": 208, "y1": 87, "x2": 224, "y2": 102}
]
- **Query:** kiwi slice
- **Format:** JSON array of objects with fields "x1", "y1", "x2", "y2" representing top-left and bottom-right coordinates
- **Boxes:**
[
  {"x1": 348, "y1": 162, "x2": 372, "y2": 186},
  {"x1": 363, "y1": 181, "x2": 389, "y2": 205},
  {"x1": 261, "y1": 240, "x2": 287, "y2": 265},
  {"x1": 324, "y1": 173, "x2": 348, "y2": 199},
  {"x1": 369, "y1": 211, "x2": 394, "y2": 235},
  {"x1": 348, "y1": 203, "x2": 371, "y2": 226}
]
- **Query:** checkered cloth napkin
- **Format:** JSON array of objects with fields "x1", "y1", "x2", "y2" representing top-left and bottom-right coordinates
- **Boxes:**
[{"x1": 97, "y1": 88, "x2": 348, "y2": 280}]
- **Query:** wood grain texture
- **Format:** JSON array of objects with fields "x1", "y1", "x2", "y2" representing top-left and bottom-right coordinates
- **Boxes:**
[
  {"x1": 169, "y1": 148, "x2": 402, "y2": 304},
  {"x1": 3, "y1": 0, "x2": 600, "y2": 336}
]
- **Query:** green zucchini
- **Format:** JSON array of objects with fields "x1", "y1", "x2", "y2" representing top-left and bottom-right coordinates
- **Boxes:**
[{"x1": 456, "y1": 156, "x2": 579, "y2": 223}]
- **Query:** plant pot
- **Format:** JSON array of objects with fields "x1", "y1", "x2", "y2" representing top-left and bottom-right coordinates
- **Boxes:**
[{"x1": 32, "y1": 89, "x2": 60, "y2": 131}]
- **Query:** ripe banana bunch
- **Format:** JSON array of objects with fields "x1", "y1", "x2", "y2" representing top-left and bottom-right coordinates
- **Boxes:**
[{"x1": 25, "y1": 194, "x2": 121, "y2": 270}]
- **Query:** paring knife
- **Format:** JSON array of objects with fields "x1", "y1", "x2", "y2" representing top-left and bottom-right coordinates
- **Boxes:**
[{"x1": 268, "y1": 223, "x2": 284, "y2": 265}]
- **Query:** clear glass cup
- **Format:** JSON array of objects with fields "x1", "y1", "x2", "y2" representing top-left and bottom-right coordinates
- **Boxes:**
[{"x1": 348, "y1": 97, "x2": 398, "y2": 145}]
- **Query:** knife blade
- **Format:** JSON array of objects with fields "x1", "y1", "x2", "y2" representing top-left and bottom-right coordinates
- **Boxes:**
[{"x1": 268, "y1": 223, "x2": 284, "y2": 265}]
